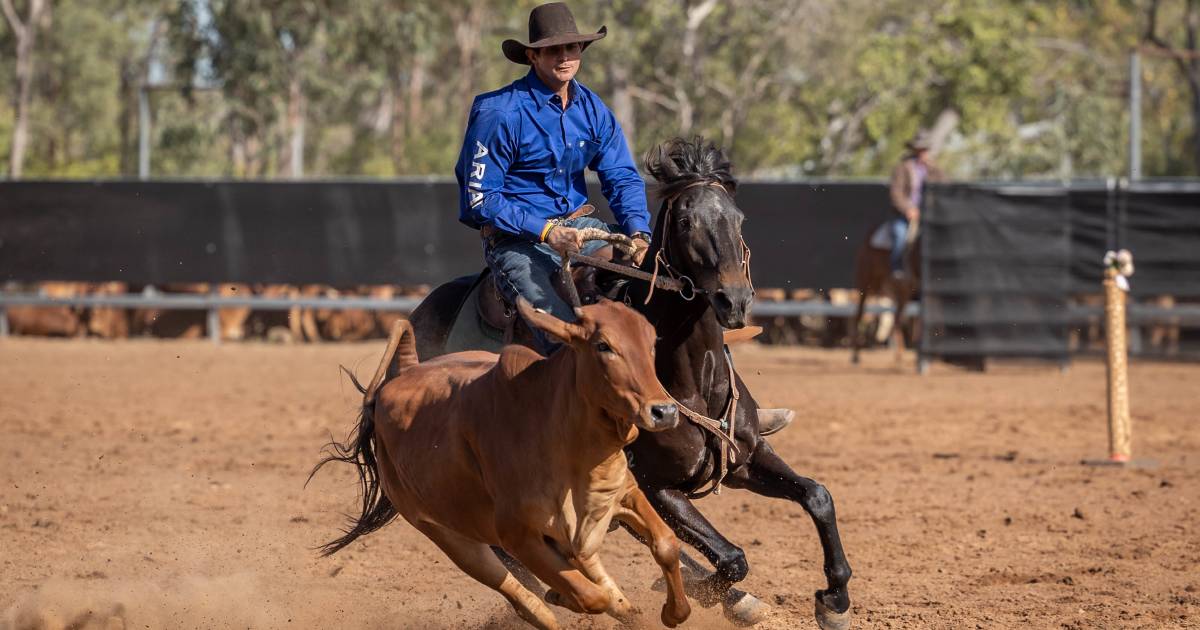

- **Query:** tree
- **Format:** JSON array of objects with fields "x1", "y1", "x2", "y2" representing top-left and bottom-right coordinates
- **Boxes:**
[
  {"x1": 1, "y1": 0, "x2": 50, "y2": 178},
  {"x1": 1146, "y1": 0, "x2": 1200, "y2": 173}
]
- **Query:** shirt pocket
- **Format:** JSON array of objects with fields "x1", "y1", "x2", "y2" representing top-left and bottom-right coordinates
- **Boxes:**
[{"x1": 573, "y1": 138, "x2": 603, "y2": 171}]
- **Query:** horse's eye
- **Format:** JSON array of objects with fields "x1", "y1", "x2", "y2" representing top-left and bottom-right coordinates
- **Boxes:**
[
  {"x1": 678, "y1": 217, "x2": 691, "y2": 231},
  {"x1": 596, "y1": 341, "x2": 613, "y2": 353}
]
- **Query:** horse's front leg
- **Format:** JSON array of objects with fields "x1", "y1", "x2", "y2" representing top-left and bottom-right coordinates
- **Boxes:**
[
  {"x1": 725, "y1": 440, "x2": 853, "y2": 630},
  {"x1": 641, "y1": 487, "x2": 768, "y2": 626}
]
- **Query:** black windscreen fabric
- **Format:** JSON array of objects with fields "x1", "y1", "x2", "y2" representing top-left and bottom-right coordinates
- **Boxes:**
[
  {"x1": 1065, "y1": 187, "x2": 1113, "y2": 294},
  {"x1": 1120, "y1": 184, "x2": 1200, "y2": 297},
  {"x1": 0, "y1": 180, "x2": 478, "y2": 286},
  {"x1": 920, "y1": 184, "x2": 1071, "y2": 359},
  {"x1": 0, "y1": 179, "x2": 891, "y2": 289}
]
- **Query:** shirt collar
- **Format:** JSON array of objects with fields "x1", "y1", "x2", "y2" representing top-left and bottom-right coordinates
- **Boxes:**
[{"x1": 525, "y1": 69, "x2": 578, "y2": 110}]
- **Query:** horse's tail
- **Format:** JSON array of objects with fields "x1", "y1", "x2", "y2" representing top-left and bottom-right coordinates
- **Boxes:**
[{"x1": 308, "y1": 320, "x2": 418, "y2": 556}]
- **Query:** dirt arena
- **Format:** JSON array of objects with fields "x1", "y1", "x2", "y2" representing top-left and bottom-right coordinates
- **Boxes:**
[{"x1": 1, "y1": 338, "x2": 1197, "y2": 629}]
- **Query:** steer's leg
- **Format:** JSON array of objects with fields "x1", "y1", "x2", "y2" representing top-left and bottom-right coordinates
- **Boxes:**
[
  {"x1": 497, "y1": 522, "x2": 611, "y2": 617},
  {"x1": 574, "y1": 553, "x2": 637, "y2": 625},
  {"x1": 614, "y1": 484, "x2": 691, "y2": 628},
  {"x1": 724, "y1": 440, "x2": 853, "y2": 630},
  {"x1": 414, "y1": 521, "x2": 560, "y2": 630}
]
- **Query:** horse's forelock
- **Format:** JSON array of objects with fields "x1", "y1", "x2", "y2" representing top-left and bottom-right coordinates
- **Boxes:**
[{"x1": 644, "y1": 136, "x2": 737, "y2": 199}]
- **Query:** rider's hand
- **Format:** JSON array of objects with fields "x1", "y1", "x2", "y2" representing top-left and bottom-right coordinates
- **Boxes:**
[
  {"x1": 905, "y1": 206, "x2": 920, "y2": 222},
  {"x1": 631, "y1": 236, "x2": 650, "y2": 266},
  {"x1": 545, "y1": 225, "x2": 584, "y2": 257}
]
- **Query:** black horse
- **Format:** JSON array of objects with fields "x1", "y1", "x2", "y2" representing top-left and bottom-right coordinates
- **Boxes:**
[{"x1": 408, "y1": 138, "x2": 852, "y2": 629}]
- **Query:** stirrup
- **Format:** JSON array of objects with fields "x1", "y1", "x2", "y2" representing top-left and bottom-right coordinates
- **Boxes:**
[{"x1": 757, "y1": 408, "x2": 794, "y2": 436}]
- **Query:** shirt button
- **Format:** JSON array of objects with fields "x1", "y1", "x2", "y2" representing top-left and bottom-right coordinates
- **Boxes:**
[{"x1": 557, "y1": 169, "x2": 563, "y2": 174}]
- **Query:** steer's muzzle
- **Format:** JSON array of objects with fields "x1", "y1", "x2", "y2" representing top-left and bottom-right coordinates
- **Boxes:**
[{"x1": 644, "y1": 402, "x2": 680, "y2": 431}]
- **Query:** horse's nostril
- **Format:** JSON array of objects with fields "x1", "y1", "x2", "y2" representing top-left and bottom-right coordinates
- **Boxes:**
[
  {"x1": 714, "y1": 291, "x2": 734, "y2": 311},
  {"x1": 650, "y1": 403, "x2": 677, "y2": 421}
]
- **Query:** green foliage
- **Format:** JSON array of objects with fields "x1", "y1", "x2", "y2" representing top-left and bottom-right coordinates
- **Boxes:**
[{"x1": 1, "y1": 0, "x2": 1197, "y2": 179}]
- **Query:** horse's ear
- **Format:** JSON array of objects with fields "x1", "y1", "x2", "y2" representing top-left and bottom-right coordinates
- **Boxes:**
[{"x1": 516, "y1": 297, "x2": 585, "y2": 345}]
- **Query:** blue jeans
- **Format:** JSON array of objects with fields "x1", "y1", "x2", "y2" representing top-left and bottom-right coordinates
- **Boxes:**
[
  {"x1": 483, "y1": 216, "x2": 617, "y2": 353},
  {"x1": 889, "y1": 217, "x2": 908, "y2": 273}
]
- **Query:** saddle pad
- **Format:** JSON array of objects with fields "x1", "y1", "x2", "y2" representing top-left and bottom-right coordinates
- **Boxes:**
[
  {"x1": 445, "y1": 273, "x2": 508, "y2": 355},
  {"x1": 868, "y1": 221, "x2": 894, "y2": 250}
]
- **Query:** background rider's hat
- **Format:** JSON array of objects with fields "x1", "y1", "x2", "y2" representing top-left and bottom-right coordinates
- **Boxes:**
[
  {"x1": 906, "y1": 130, "x2": 934, "y2": 152},
  {"x1": 502, "y1": 3, "x2": 607, "y2": 65}
]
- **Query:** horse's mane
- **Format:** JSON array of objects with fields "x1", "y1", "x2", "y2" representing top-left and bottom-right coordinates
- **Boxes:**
[{"x1": 643, "y1": 137, "x2": 738, "y2": 199}]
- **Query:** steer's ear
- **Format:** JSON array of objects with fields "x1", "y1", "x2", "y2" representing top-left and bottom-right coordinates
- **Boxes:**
[{"x1": 516, "y1": 297, "x2": 585, "y2": 345}]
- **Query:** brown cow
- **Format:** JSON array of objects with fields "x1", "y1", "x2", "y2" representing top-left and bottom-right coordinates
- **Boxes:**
[
  {"x1": 316, "y1": 299, "x2": 691, "y2": 629},
  {"x1": 6, "y1": 282, "x2": 86, "y2": 337},
  {"x1": 86, "y1": 282, "x2": 130, "y2": 339},
  {"x1": 133, "y1": 283, "x2": 251, "y2": 340}
]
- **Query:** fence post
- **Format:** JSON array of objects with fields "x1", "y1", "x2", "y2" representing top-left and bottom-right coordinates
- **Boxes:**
[
  {"x1": 0, "y1": 307, "x2": 8, "y2": 337},
  {"x1": 1103, "y1": 259, "x2": 1133, "y2": 463},
  {"x1": 207, "y1": 286, "x2": 221, "y2": 345}
]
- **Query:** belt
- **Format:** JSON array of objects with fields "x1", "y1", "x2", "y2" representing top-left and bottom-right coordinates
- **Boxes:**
[{"x1": 480, "y1": 204, "x2": 596, "y2": 241}]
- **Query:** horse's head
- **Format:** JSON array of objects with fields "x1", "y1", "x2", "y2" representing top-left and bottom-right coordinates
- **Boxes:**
[
  {"x1": 516, "y1": 298, "x2": 678, "y2": 434},
  {"x1": 645, "y1": 137, "x2": 754, "y2": 329}
]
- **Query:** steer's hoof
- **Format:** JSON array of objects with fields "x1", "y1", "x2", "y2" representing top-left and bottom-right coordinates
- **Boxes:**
[
  {"x1": 722, "y1": 591, "x2": 769, "y2": 627},
  {"x1": 814, "y1": 592, "x2": 851, "y2": 630}
]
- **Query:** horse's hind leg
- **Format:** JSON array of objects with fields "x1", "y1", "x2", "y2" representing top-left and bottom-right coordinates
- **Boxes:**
[
  {"x1": 725, "y1": 441, "x2": 852, "y2": 630},
  {"x1": 851, "y1": 289, "x2": 867, "y2": 364},
  {"x1": 892, "y1": 287, "x2": 910, "y2": 365},
  {"x1": 414, "y1": 522, "x2": 560, "y2": 630}
]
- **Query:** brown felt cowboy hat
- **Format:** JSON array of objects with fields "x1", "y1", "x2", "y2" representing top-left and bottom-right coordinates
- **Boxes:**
[
  {"x1": 905, "y1": 130, "x2": 934, "y2": 152},
  {"x1": 502, "y1": 3, "x2": 607, "y2": 65}
]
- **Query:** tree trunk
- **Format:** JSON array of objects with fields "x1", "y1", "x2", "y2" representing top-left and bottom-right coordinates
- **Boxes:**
[
  {"x1": 1191, "y1": 75, "x2": 1200, "y2": 172},
  {"x1": 287, "y1": 73, "x2": 305, "y2": 179},
  {"x1": 118, "y1": 61, "x2": 136, "y2": 175},
  {"x1": 453, "y1": 6, "x2": 482, "y2": 116},
  {"x1": 608, "y1": 61, "x2": 636, "y2": 149},
  {"x1": 408, "y1": 61, "x2": 426, "y2": 133},
  {"x1": 389, "y1": 75, "x2": 407, "y2": 173},
  {"x1": 2, "y1": 0, "x2": 49, "y2": 179}
]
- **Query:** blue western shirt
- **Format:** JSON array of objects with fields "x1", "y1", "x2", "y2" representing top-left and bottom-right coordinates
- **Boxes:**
[{"x1": 455, "y1": 70, "x2": 650, "y2": 242}]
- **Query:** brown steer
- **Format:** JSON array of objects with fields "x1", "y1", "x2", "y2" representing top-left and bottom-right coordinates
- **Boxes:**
[{"x1": 315, "y1": 299, "x2": 691, "y2": 629}]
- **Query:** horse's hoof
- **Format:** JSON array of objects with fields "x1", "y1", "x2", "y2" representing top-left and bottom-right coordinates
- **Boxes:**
[
  {"x1": 814, "y1": 593, "x2": 851, "y2": 630},
  {"x1": 722, "y1": 591, "x2": 770, "y2": 627}
]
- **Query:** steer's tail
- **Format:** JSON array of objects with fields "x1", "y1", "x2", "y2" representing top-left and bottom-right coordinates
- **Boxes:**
[{"x1": 308, "y1": 320, "x2": 417, "y2": 556}]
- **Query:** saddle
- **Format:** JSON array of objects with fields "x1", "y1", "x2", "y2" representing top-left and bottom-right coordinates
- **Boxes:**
[
  {"x1": 475, "y1": 244, "x2": 618, "y2": 338},
  {"x1": 868, "y1": 216, "x2": 921, "y2": 251}
]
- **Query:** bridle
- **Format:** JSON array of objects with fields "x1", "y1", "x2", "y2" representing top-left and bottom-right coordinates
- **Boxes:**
[{"x1": 642, "y1": 179, "x2": 753, "y2": 304}]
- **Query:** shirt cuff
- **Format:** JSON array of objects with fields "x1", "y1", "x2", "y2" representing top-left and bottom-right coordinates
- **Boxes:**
[
  {"x1": 621, "y1": 217, "x2": 652, "y2": 236},
  {"x1": 520, "y1": 214, "x2": 552, "y2": 242}
]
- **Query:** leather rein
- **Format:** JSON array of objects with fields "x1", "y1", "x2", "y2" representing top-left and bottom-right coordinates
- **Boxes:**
[{"x1": 563, "y1": 179, "x2": 751, "y2": 498}]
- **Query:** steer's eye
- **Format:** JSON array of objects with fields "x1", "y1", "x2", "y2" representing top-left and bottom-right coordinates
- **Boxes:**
[{"x1": 596, "y1": 341, "x2": 613, "y2": 353}]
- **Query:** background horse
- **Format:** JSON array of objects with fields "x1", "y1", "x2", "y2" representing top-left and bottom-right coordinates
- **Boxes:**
[
  {"x1": 408, "y1": 138, "x2": 852, "y2": 630},
  {"x1": 850, "y1": 219, "x2": 920, "y2": 365}
]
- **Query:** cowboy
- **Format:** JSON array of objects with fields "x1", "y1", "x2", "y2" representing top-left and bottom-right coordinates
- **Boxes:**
[
  {"x1": 455, "y1": 2, "x2": 650, "y2": 354},
  {"x1": 887, "y1": 131, "x2": 940, "y2": 279}
]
